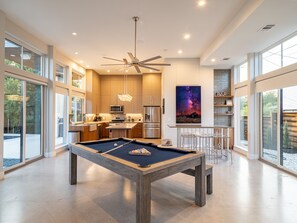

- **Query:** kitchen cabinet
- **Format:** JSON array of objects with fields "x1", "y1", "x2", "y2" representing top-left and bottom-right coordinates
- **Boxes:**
[
  {"x1": 86, "y1": 69, "x2": 100, "y2": 114},
  {"x1": 69, "y1": 124, "x2": 100, "y2": 142},
  {"x1": 101, "y1": 122, "x2": 110, "y2": 138},
  {"x1": 131, "y1": 122, "x2": 143, "y2": 138},
  {"x1": 100, "y1": 75, "x2": 142, "y2": 113},
  {"x1": 142, "y1": 73, "x2": 161, "y2": 106}
]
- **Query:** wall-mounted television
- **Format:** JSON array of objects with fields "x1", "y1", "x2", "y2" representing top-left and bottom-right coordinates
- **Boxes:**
[{"x1": 176, "y1": 86, "x2": 201, "y2": 123}]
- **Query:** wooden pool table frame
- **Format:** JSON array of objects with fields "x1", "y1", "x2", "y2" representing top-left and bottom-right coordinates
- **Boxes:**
[{"x1": 69, "y1": 138, "x2": 206, "y2": 223}]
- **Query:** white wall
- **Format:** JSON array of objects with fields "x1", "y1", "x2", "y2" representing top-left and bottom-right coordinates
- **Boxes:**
[{"x1": 162, "y1": 58, "x2": 214, "y2": 146}]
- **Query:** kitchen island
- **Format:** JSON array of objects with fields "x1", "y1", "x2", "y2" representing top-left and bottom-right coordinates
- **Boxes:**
[{"x1": 106, "y1": 123, "x2": 137, "y2": 138}]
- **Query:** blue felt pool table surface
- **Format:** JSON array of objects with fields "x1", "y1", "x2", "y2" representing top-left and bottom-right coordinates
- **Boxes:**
[{"x1": 78, "y1": 138, "x2": 192, "y2": 167}]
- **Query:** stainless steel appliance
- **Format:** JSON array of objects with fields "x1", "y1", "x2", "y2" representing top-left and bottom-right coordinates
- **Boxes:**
[
  {"x1": 110, "y1": 105, "x2": 124, "y2": 114},
  {"x1": 143, "y1": 106, "x2": 161, "y2": 138}
]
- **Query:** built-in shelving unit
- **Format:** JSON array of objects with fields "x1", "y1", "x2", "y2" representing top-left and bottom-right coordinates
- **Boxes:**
[{"x1": 213, "y1": 70, "x2": 233, "y2": 126}]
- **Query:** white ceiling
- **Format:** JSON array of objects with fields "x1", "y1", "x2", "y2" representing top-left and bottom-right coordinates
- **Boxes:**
[{"x1": 1, "y1": 0, "x2": 297, "y2": 74}]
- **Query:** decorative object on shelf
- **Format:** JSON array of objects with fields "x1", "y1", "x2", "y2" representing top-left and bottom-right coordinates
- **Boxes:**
[
  {"x1": 118, "y1": 74, "x2": 133, "y2": 102},
  {"x1": 176, "y1": 86, "x2": 201, "y2": 123},
  {"x1": 225, "y1": 99, "x2": 233, "y2": 106},
  {"x1": 102, "y1": 16, "x2": 171, "y2": 73}
]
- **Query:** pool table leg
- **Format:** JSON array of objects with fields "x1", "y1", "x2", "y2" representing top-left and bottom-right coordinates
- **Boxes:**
[
  {"x1": 136, "y1": 175, "x2": 151, "y2": 223},
  {"x1": 69, "y1": 151, "x2": 77, "y2": 185},
  {"x1": 195, "y1": 155, "x2": 206, "y2": 206}
]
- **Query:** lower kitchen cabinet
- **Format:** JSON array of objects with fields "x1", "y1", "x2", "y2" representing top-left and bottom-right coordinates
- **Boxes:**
[{"x1": 131, "y1": 123, "x2": 143, "y2": 138}]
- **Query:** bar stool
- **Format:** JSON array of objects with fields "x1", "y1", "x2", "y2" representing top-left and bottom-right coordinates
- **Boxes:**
[{"x1": 180, "y1": 132, "x2": 196, "y2": 150}]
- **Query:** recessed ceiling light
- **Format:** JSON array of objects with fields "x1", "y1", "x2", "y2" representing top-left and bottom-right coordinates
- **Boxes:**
[
  {"x1": 184, "y1": 34, "x2": 191, "y2": 40},
  {"x1": 211, "y1": 58, "x2": 216, "y2": 62},
  {"x1": 125, "y1": 69, "x2": 129, "y2": 73},
  {"x1": 74, "y1": 52, "x2": 78, "y2": 55},
  {"x1": 80, "y1": 60, "x2": 83, "y2": 63},
  {"x1": 178, "y1": 50, "x2": 183, "y2": 54},
  {"x1": 86, "y1": 65, "x2": 90, "y2": 68},
  {"x1": 197, "y1": 0, "x2": 206, "y2": 7},
  {"x1": 72, "y1": 32, "x2": 77, "y2": 36},
  {"x1": 107, "y1": 70, "x2": 110, "y2": 73},
  {"x1": 150, "y1": 70, "x2": 153, "y2": 72},
  {"x1": 10, "y1": 54, "x2": 15, "y2": 57}
]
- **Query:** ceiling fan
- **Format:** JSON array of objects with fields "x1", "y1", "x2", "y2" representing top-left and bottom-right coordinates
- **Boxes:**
[{"x1": 101, "y1": 16, "x2": 171, "y2": 73}]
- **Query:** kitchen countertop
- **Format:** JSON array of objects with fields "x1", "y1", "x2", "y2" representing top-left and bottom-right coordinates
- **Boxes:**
[{"x1": 106, "y1": 123, "x2": 137, "y2": 130}]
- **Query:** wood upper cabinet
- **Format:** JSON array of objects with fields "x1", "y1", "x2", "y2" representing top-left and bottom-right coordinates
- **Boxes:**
[
  {"x1": 100, "y1": 75, "x2": 142, "y2": 113},
  {"x1": 86, "y1": 69, "x2": 101, "y2": 114},
  {"x1": 142, "y1": 73, "x2": 161, "y2": 106}
]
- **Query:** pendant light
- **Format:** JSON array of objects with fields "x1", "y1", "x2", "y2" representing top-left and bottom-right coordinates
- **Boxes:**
[{"x1": 118, "y1": 74, "x2": 133, "y2": 102}]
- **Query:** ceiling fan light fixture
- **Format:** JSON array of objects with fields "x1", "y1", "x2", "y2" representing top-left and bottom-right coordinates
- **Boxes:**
[{"x1": 102, "y1": 16, "x2": 170, "y2": 74}]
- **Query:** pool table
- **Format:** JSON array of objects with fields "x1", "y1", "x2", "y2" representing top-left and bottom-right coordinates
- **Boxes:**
[{"x1": 69, "y1": 138, "x2": 206, "y2": 223}]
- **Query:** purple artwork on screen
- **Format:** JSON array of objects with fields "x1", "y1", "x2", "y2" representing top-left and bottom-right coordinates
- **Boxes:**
[{"x1": 176, "y1": 86, "x2": 201, "y2": 123}]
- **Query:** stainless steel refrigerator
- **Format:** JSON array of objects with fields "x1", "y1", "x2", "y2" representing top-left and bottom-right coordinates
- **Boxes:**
[{"x1": 143, "y1": 106, "x2": 161, "y2": 138}]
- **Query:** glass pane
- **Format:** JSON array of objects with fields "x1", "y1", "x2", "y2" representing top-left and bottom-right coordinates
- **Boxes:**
[
  {"x1": 262, "y1": 44, "x2": 282, "y2": 74},
  {"x1": 25, "y1": 83, "x2": 42, "y2": 159},
  {"x1": 56, "y1": 93, "x2": 67, "y2": 146},
  {"x1": 71, "y1": 96, "x2": 84, "y2": 122},
  {"x1": 3, "y1": 76, "x2": 23, "y2": 168},
  {"x1": 4, "y1": 39, "x2": 22, "y2": 69},
  {"x1": 262, "y1": 90, "x2": 278, "y2": 163},
  {"x1": 22, "y1": 47, "x2": 42, "y2": 75},
  {"x1": 72, "y1": 72, "x2": 83, "y2": 89},
  {"x1": 56, "y1": 64, "x2": 66, "y2": 83},
  {"x1": 283, "y1": 35, "x2": 297, "y2": 67},
  {"x1": 239, "y1": 62, "x2": 248, "y2": 82},
  {"x1": 239, "y1": 96, "x2": 248, "y2": 149},
  {"x1": 281, "y1": 86, "x2": 297, "y2": 173}
]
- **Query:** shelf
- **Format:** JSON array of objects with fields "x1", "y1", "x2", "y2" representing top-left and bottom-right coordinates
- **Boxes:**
[
  {"x1": 214, "y1": 105, "x2": 233, "y2": 107},
  {"x1": 214, "y1": 113, "x2": 234, "y2": 116},
  {"x1": 214, "y1": 95, "x2": 233, "y2": 98}
]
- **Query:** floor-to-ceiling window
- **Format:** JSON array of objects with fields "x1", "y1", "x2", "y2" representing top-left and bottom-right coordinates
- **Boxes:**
[
  {"x1": 3, "y1": 76, "x2": 23, "y2": 168},
  {"x1": 280, "y1": 86, "x2": 297, "y2": 172},
  {"x1": 55, "y1": 93, "x2": 68, "y2": 147},
  {"x1": 261, "y1": 86, "x2": 297, "y2": 174},
  {"x1": 3, "y1": 76, "x2": 43, "y2": 168},
  {"x1": 261, "y1": 90, "x2": 278, "y2": 163},
  {"x1": 239, "y1": 96, "x2": 248, "y2": 149},
  {"x1": 25, "y1": 82, "x2": 42, "y2": 159}
]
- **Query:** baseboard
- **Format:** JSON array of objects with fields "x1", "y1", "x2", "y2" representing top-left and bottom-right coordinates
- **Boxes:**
[
  {"x1": 247, "y1": 153, "x2": 259, "y2": 160},
  {"x1": 233, "y1": 146, "x2": 248, "y2": 156},
  {"x1": 44, "y1": 151, "x2": 56, "y2": 158}
]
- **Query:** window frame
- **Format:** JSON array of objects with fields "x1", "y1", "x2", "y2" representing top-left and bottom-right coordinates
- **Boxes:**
[{"x1": 4, "y1": 36, "x2": 46, "y2": 77}]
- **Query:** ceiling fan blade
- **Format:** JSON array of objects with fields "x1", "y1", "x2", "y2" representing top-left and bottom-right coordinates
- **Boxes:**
[
  {"x1": 142, "y1": 63, "x2": 171, "y2": 66},
  {"x1": 128, "y1": 52, "x2": 136, "y2": 62},
  {"x1": 139, "y1": 56, "x2": 162, "y2": 63},
  {"x1": 138, "y1": 64, "x2": 160, "y2": 71},
  {"x1": 134, "y1": 66, "x2": 141, "y2": 73},
  {"x1": 103, "y1": 57, "x2": 124, "y2": 62},
  {"x1": 101, "y1": 64, "x2": 126, "y2": 66}
]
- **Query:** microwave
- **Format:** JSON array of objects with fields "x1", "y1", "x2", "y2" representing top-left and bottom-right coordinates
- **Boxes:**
[{"x1": 110, "y1": 105, "x2": 124, "y2": 114}]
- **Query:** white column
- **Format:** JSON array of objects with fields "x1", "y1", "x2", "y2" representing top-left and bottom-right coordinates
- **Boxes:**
[
  {"x1": 44, "y1": 45, "x2": 56, "y2": 157},
  {"x1": 0, "y1": 10, "x2": 6, "y2": 180},
  {"x1": 247, "y1": 53, "x2": 259, "y2": 159}
]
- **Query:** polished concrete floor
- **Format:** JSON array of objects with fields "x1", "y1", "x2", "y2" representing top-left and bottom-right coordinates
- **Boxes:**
[{"x1": 1, "y1": 150, "x2": 297, "y2": 223}]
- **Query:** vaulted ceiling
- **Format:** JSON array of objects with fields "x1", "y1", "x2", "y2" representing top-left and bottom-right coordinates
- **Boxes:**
[{"x1": 1, "y1": 0, "x2": 297, "y2": 74}]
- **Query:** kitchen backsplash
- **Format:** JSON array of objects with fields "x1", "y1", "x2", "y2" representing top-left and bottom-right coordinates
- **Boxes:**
[{"x1": 84, "y1": 113, "x2": 143, "y2": 122}]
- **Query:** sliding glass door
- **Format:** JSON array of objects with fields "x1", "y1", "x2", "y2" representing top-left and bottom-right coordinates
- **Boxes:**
[
  {"x1": 3, "y1": 76, "x2": 43, "y2": 169},
  {"x1": 3, "y1": 77, "x2": 23, "y2": 168},
  {"x1": 261, "y1": 90, "x2": 278, "y2": 163},
  {"x1": 280, "y1": 86, "x2": 297, "y2": 172},
  {"x1": 25, "y1": 82, "x2": 42, "y2": 159},
  {"x1": 261, "y1": 87, "x2": 297, "y2": 174}
]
